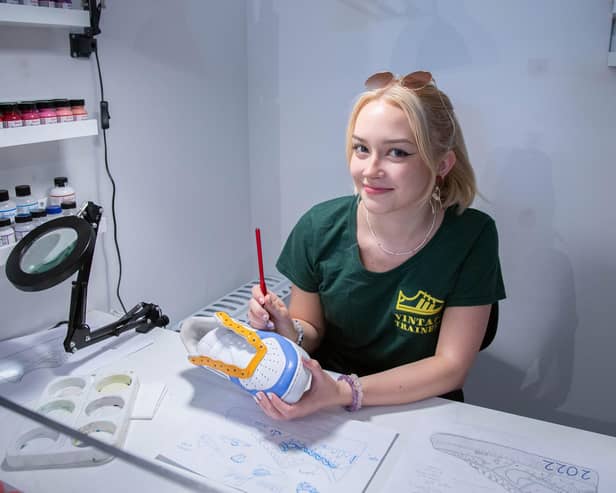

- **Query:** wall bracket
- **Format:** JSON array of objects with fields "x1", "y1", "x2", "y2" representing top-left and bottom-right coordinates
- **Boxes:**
[{"x1": 70, "y1": 32, "x2": 97, "y2": 58}]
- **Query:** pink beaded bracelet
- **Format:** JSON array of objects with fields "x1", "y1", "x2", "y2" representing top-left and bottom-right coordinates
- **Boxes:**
[{"x1": 337, "y1": 373, "x2": 363, "y2": 412}]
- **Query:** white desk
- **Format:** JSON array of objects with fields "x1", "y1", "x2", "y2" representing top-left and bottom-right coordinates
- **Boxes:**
[{"x1": 1, "y1": 327, "x2": 615, "y2": 493}]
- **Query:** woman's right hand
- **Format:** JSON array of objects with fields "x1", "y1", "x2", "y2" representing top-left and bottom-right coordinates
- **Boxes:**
[{"x1": 248, "y1": 285, "x2": 296, "y2": 341}]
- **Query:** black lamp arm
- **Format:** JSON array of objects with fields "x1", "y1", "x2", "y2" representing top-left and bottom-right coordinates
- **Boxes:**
[
  {"x1": 62, "y1": 202, "x2": 169, "y2": 353},
  {"x1": 64, "y1": 302, "x2": 169, "y2": 352}
]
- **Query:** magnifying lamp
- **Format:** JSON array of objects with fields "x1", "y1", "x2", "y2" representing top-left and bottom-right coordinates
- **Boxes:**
[{"x1": 5, "y1": 201, "x2": 169, "y2": 353}]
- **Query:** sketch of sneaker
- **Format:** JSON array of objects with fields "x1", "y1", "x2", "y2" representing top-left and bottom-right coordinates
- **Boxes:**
[
  {"x1": 180, "y1": 311, "x2": 312, "y2": 404},
  {"x1": 431, "y1": 433, "x2": 599, "y2": 493}
]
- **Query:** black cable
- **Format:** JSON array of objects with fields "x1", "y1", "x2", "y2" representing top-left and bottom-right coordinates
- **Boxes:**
[
  {"x1": 94, "y1": 46, "x2": 127, "y2": 314},
  {"x1": 94, "y1": 43, "x2": 104, "y2": 100}
]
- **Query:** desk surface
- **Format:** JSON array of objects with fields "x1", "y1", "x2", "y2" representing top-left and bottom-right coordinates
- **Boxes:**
[{"x1": 1, "y1": 327, "x2": 615, "y2": 493}]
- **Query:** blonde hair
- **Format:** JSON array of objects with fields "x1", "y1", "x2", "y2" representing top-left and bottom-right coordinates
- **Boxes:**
[{"x1": 345, "y1": 78, "x2": 476, "y2": 213}]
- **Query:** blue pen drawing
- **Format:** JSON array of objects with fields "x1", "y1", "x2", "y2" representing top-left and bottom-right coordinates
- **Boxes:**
[
  {"x1": 296, "y1": 481, "x2": 319, "y2": 493},
  {"x1": 165, "y1": 406, "x2": 396, "y2": 492},
  {"x1": 223, "y1": 469, "x2": 287, "y2": 492},
  {"x1": 226, "y1": 407, "x2": 368, "y2": 483},
  {"x1": 431, "y1": 433, "x2": 600, "y2": 493}
]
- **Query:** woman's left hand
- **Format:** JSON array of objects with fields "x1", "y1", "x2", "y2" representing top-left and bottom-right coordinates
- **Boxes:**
[{"x1": 254, "y1": 358, "x2": 350, "y2": 420}]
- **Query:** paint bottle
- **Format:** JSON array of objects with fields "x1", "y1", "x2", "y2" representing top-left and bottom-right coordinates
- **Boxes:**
[
  {"x1": 14, "y1": 185, "x2": 36, "y2": 217},
  {"x1": 18, "y1": 102, "x2": 41, "y2": 126},
  {"x1": 49, "y1": 176, "x2": 76, "y2": 206},
  {"x1": 61, "y1": 201, "x2": 77, "y2": 216},
  {"x1": 70, "y1": 99, "x2": 88, "y2": 120},
  {"x1": 0, "y1": 219, "x2": 16, "y2": 247},
  {"x1": 53, "y1": 99, "x2": 74, "y2": 123},
  {"x1": 14, "y1": 215, "x2": 35, "y2": 242},
  {"x1": 0, "y1": 103, "x2": 5, "y2": 128},
  {"x1": 45, "y1": 204, "x2": 63, "y2": 222},
  {"x1": 2, "y1": 103, "x2": 23, "y2": 128},
  {"x1": 37, "y1": 101, "x2": 58, "y2": 125},
  {"x1": 31, "y1": 209, "x2": 47, "y2": 226},
  {"x1": 0, "y1": 190, "x2": 17, "y2": 222}
]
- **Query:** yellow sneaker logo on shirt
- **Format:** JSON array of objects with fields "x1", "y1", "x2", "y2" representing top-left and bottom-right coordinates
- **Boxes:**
[
  {"x1": 394, "y1": 290, "x2": 444, "y2": 334},
  {"x1": 396, "y1": 290, "x2": 444, "y2": 316}
]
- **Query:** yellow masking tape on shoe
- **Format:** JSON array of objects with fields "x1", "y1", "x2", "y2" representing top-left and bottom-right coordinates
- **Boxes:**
[{"x1": 188, "y1": 311, "x2": 267, "y2": 379}]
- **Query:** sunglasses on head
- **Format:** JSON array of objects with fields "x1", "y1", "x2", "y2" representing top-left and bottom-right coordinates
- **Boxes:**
[{"x1": 364, "y1": 70, "x2": 433, "y2": 91}]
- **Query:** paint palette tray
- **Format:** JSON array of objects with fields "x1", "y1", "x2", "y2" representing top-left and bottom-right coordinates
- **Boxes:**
[{"x1": 5, "y1": 370, "x2": 139, "y2": 469}]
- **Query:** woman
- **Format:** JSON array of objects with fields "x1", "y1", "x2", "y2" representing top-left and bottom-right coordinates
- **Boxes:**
[{"x1": 248, "y1": 71, "x2": 505, "y2": 420}]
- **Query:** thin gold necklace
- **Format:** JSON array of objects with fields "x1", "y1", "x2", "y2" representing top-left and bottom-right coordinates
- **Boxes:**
[{"x1": 362, "y1": 201, "x2": 437, "y2": 256}]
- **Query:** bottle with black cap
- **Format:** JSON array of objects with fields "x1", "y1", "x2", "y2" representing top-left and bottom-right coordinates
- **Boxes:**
[
  {"x1": 14, "y1": 215, "x2": 35, "y2": 242},
  {"x1": 49, "y1": 176, "x2": 76, "y2": 206},
  {"x1": 14, "y1": 185, "x2": 36, "y2": 217},
  {"x1": 61, "y1": 201, "x2": 77, "y2": 216},
  {"x1": 0, "y1": 218, "x2": 16, "y2": 247},
  {"x1": 0, "y1": 189, "x2": 17, "y2": 222},
  {"x1": 31, "y1": 209, "x2": 47, "y2": 226}
]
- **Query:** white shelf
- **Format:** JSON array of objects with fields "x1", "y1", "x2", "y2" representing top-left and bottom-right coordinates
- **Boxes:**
[
  {"x1": 0, "y1": 119, "x2": 98, "y2": 148},
  {"x1": 0, "y1": 3, "x2": 88, "y2": 28}
]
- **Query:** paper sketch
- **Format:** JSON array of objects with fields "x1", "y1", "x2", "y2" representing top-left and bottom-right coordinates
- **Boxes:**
[
  {"x1": 158, "y1": 407, "x2": 397, "y2": 493},
  {"x1": 431, "y1": 433, "x2": 599, "y2": 493}
]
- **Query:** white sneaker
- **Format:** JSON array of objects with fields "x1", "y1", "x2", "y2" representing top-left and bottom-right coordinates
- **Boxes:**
[{"x1": 180, "y1": 311, "x2": 312, "y2": 404}]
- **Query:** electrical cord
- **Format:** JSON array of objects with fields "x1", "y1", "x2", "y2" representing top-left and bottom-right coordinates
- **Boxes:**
[{"x1": 94, "y1": 46, "x2": 127, "y2": 314}]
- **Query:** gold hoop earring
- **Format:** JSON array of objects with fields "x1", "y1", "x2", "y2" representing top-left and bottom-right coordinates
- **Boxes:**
[{"x1": 431, "y1": 176, "x2": 443, "y2": 211}]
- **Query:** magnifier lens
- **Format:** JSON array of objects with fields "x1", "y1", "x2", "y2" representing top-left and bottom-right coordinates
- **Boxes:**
[{"x1": 20, "y1": 228, "x2": 79, "y2": 275}]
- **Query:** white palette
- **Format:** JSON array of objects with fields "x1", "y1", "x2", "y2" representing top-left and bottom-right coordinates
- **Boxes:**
[{"x1": 5, "y1": 370, "x2": 139, "y2": 469}]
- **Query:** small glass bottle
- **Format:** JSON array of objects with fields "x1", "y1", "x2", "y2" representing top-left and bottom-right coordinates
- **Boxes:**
[
  {"x1": 0, "y1": 189, "x2": 17, "y2": 222},
  {"x1": 37, "y1": 101, "x2": 58, "y2": 125},
  {"x1": 31, "y1": 209, "x2": 47, "y2": 226},
  {"x1": 53, "y1": 99, "x2": 74, "y2": 123},
  {"x1": 49, "y1": 176, "x2": 76, "y2": 205},
  {"x1": 14, "y1": 185, "x2": 36, "y2": 217},
  {"x1": 69, "y1": 99, "x2": 88, "y2": 120},
  {"x1": 45, "y1": 204, "x2": 63, "y2": 222},
  {"x1": 61, "y1": 201, "x2": 77, "y2": 216},
  {"x1": 3, "y1": 103, "x2": 23, "y2": 128},
  {"x1": 18, "y1": 102, "x2": 41, "y2": 126},
  {"x1": 0, "y1": 218, "x2": 16, "y2": 247},
  {"x1": 14, "y1": 215, "x2": 35, "y2": 242}
]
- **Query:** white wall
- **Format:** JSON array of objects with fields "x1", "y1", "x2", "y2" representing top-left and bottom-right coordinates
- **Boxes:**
[
  {"x1": 0, "y1": 0, "x2": 252, "y2": 338},
  {"x1": 246, "y1": 0, "x2": 616, "y2": 436}
]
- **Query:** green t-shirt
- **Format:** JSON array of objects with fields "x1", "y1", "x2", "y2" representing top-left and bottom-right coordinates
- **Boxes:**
[{"x1": 276, "y1": 195, "x2": 506, "y2": 376}]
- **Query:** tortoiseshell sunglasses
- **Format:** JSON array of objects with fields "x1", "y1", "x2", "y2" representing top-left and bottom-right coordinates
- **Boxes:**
[{"x1": 364, "y1": 70, "x2": 433, "y2": 91}]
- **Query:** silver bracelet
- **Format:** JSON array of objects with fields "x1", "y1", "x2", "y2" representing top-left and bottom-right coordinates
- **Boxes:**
[{"x1": 292, "y1": 319, "x2": 304, "y2": 347}]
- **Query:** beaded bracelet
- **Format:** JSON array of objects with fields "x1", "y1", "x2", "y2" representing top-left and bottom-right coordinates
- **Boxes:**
[{"x1": 337, "y1": 373, "x2": 363, "y2": 412}]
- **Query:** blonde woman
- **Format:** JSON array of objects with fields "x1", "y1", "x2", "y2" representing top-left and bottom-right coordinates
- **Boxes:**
[{"x1": 248, "y1": 71, "x2": 505, "y2": 420}]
